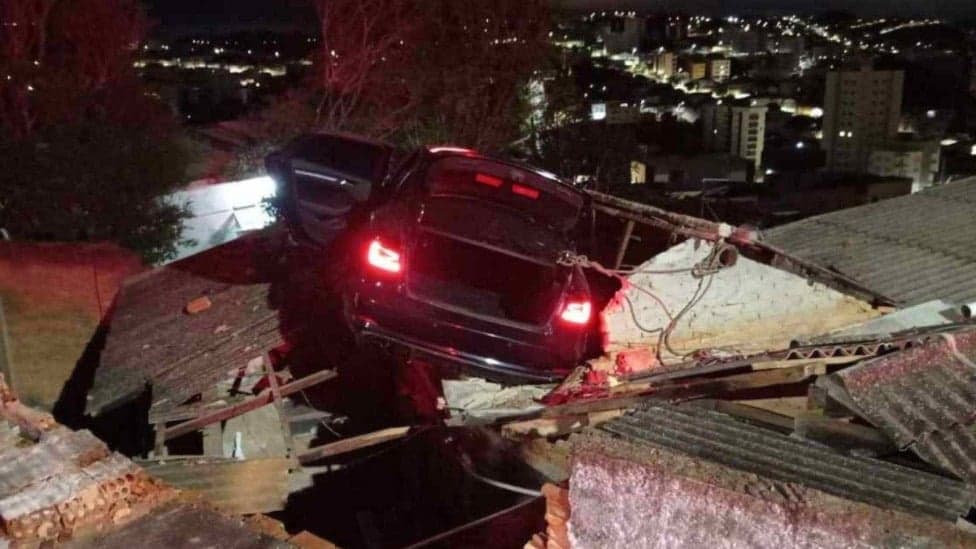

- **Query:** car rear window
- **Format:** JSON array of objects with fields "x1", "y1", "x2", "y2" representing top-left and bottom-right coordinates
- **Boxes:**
[
  {"x1": 293, "y1": 134, "x2": 389, "y2": 183},
  {"x1": 425, "y1": 156, "x2": 583, "y2": 232}
]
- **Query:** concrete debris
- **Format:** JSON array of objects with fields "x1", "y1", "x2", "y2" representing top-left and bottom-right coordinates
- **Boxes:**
[
  {"x1": 0, "y1": 377, "x2": 292, "y2": 547},
  {"x1": 442, "y1": 378, "x2": 551, "y2": 423}
]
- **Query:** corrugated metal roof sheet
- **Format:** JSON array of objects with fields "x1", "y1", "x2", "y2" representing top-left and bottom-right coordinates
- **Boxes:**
[
  {"x1": 822, "y1": 328, "x2": 976, "y2": 484},
  {"x1": 764, "y1": 178, "x2": 976, "y2": 306},
  {"x1": 599, "y1": 401, "x2": 975, "y2": 521}
]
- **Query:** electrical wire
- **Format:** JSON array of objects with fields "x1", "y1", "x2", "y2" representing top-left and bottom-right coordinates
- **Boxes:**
[{"x1": 622, "y1": 294, "x2": 664, "y2": 335}]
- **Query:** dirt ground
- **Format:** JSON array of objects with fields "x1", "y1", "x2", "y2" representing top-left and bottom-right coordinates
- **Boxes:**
[{"x1": 0, "y1": 242, "x2": 142, "y2": 408}]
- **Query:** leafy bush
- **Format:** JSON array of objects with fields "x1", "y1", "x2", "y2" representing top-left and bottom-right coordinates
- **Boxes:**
[{"x1": 0, "y1": 123, "x2": 192, "y2": 264}]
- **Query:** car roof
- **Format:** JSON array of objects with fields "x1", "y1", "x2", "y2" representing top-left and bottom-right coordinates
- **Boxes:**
[{"x1": 423, "y1": 147, "x2": 582, "y2": 196}]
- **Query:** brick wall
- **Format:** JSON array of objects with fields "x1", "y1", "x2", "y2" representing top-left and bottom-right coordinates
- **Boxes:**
[{"x1": 603, "y1": 240, "x2": 879, "y2": 357}]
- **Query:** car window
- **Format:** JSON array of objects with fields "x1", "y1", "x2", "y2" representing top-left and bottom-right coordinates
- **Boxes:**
[
  {"x1": 293, "y1": 135, "x2": 389, "y2": 183},
  {"x1": 424, "y1": 156, "x2": 583, "y2": 232}
]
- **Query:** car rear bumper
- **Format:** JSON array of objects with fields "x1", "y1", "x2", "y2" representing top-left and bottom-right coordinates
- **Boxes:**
[
  {"x1": 355, "y1": 322, "x2": 567, "y2": 383},
  {"x1": 347, "y1": 283, "x2": 581, "y2": 383}
]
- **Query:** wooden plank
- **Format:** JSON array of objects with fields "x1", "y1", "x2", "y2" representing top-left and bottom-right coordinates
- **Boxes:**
[
  {"x1": 695, "y1": 400, "x2": 795, "y2": 432},
  {"x1": 538, "y1": 361, "x2": 826, "y2": 419},
  {"x1": 502, "y1": 409, "x2": 625, "y2": 439},
  {"x1": 263, "y1": 356, "x2": 294, "y2": 459},
  {"x1": 794, "y1": 413, "x2": 897, "y2": 456},
  {"x1": 614, "y1": 360, "x2": 826, "y2": 397},
  {"x1": 297, "y1": 426, "x2": 410, "y2": 465},
  {"x1": 162, "y1": 369, "x2": 337, "y2": 441},
  {"x1": 289, "y1": 530, "x2": 340, "y2": 549},
  {"x1": 140, "y1": 458, "x2": 289, "y2": 515},
  {"x1": 613, "y1": 220, "x2": 636, "y2": 270},
  {"x1": 70, "y1": 501, "x2": 282, "y2": 549}
]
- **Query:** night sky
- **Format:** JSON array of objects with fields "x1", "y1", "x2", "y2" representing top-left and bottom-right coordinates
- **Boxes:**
[
  {"x1": 145, "y1": 0, "x2": 315, "y2": 34},
  {"x1": 145, "y1": 0, "x2": 976, "y2": 31}
]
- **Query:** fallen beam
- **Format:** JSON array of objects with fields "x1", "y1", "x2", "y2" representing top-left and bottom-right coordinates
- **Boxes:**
[
  {"x1": 794, "y1": 413, "x2": 898, "y2": 457},
  {"x1": 162, "y1": 369, "x2": 337, "y2": 441},
  {"x1": 502, "y1": 409, "x2": 625, "y2": 439},
  {"x1": 538, "y1": 361, "x2": 827, "y2": 419},
  {"x1": 297, "y1": 426, "x2": 410, "y2": 465}
]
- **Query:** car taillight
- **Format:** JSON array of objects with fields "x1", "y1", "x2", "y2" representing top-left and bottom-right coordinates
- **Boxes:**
[
  {"x1": 366, "y1": 238, "x2": 402, "y2": 274},
  {"x1": 511, "y1": 184, "x2": 540, "y2": 199},
  {"x1": 560, "y1": 299, "x2": 592, "y2": 325},
  {"x1": 475, "y1": 173, "x2": 504, "y2": 188}
]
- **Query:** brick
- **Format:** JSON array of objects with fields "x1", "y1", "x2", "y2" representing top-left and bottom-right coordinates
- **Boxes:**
[{"x1": 184, "y1": 296, "x2": 212, "y2": 315}]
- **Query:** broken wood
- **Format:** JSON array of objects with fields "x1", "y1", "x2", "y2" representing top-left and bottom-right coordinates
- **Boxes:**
[
  {"x1": 162, "y1": 369, "x2": 337, "y2": 442},
  {"x1": 694, "y1": 400, "x2": 795, "y2": 432},
  {"x1": 289, "y1": 530, "x2": 340, "y2": 549},
  {"x1": 263, "y1": 356, "x2": 294, "y2": 459},
  {"x1": 539, "y1": 361, "x2": 827, "y2": 419},
  {"x1": 0, "y1": 375, "x2": 56, "y2": 441},
  {"x1": 794, "y1": 413, "x2": 897, "y2": 456},
  {"x1": 503, "y1": 409, "x2": 625, "y2": 439},
  {"x1": 615, "y1": 360, "x2": 826, "y2": 397},
  {"x1": 613, "y1": 220, "x2": 636, "y2": 270},
  {"x1": 297, "y1": 426, "x2": 410, "y2": 465}
]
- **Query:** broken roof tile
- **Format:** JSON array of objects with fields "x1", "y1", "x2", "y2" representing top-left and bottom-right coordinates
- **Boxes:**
[
  {"x1": 764, "y1": 178, "x2": 976, "y2": 307},
  {"x1": 597, "y1": 401, "x2": 975, "y2": 521},
  {"x1": 821, "y1": 327, "x2": 976, "y2": 483}
]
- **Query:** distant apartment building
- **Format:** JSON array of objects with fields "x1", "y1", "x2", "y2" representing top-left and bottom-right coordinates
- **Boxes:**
[
  {"x1": 707, "y1": 58, "x2": 731, "y2": 82},
  {"x1": 822, "y1": 67, "x2": 904, "y2": 173},
  {"x1": 701, "y1": 102, "x2": 733, "y2": 152},
  {"x1": 768, "y1": 35, "x2": 805, "y2": 54},
  {"x1": 730, "y1": 105, "x2": 767, "y2": 175},
  {"x1": 600, "y1": 16, "x2": 644, "y2": 54},
  {"x1": 727, "y1": 28, "x2": 763, "y2": 54},
  {"x1": 635, "y1": 153, "x2": 751, "y2": 186},
  {"x1": 867, "y1": 140, "x2": 940, "y2": 192},
  {"x1": 644, "y1": 14, "x2": 687, "y2": 47},
  {"x1": 590, "y1": 101, "x2": 641, "y2": 124},
  {"x1": 702, "y1": 101, "x2": 767, "y2": 179},
  {"x1": 683, "y1": 57, "x2": 708, "y2": 80},
  {"x1": 649, "y1": 50, "x2": 677, "y2": 78}
]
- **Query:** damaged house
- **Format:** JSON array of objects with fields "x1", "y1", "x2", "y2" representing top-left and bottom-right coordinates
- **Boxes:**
[{"x1": 4, "y1": 135, "x2": 976, "y2": 549}]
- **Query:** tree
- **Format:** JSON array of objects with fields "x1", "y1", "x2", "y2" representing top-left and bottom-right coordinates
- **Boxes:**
[
  {"x1": 306, "y1": 0, "x2": 550, "y2": 152},
  {"x1": 311, "y1": 0, "x2": 420, "y2": 137},
  {"x1": 0, "y1": 0, "x2": 190, "y2": 263}
]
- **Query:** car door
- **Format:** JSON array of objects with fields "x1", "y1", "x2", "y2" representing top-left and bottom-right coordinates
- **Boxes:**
[{"x1": 267, "y1": 133, "x2": 394, "y2": 247}]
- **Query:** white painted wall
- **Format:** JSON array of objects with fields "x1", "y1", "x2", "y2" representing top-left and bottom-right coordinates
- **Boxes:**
[{"x1": 603, "y1": 240, "x2": 878, "y2": 357}]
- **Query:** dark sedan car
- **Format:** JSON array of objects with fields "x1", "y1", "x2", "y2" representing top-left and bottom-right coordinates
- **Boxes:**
[{"x1": 267, "y1": 133, "x2": 596, "y2": 381}]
